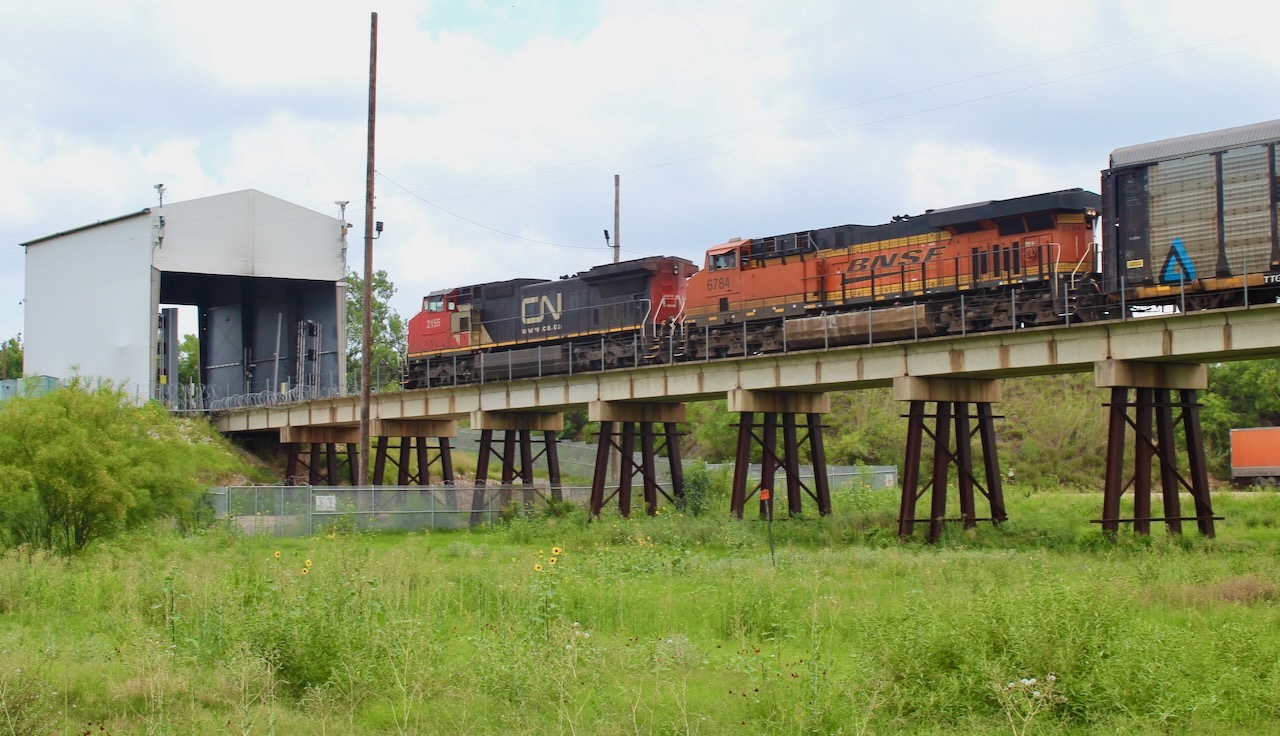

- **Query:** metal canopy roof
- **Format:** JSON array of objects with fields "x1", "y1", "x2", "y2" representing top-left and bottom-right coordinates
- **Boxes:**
[{"x1": 20, "y1": 209, "x2": 150, "y2": 247}]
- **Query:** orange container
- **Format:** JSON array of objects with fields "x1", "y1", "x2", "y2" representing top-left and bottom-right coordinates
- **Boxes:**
[{"x1": 1230, "y1": 427, "x2": 1280, "y2": 478}]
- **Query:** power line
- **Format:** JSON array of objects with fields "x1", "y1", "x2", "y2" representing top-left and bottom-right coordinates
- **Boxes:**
[
  {"x1": 377, "y1": 170, "x2": 651, "y2": 255},
  {"x1": 387, "y1": 31, "x2": 1253, "y2": 208},
  {"x1": 379, "y1": 23, "x2": 1199, "y2": 200}
]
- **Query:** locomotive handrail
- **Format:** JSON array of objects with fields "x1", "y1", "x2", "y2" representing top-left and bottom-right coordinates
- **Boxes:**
[
  {"x1": 639, "y1": 298, "x2": 653, "y2": 338},
  {"x1": 1069, "y1": 239, "x2": 1094, "y2": 283}
]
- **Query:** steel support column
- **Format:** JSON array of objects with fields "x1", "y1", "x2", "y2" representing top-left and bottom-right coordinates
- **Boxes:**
[
  {"x1": 725, "y1": 390, "x2": 830, "y2": 519},
  {"x1": 587, "y1": 402, "x2": 686, "y2": 518},
  {"x1": 469, "y1": 429, "x2": 495, "y2": 526},
  {"x1": 587, "y1": 421, "x2": 684, "y2": 518},
  {"x1": 370, "y1": 436, "x2": 456, "y2": 486},
  {"x1": 1098, "y1": 386, "x2": 1218, "y2": 537},
  {"x1": 467, "y1": 411, "x2": 564, "y2": 522},
  {"x1": 283, "y1": 442, "x2": 359, "y2": 486},
  {"x1": 893, "y1": 377, "x2": 1006, "y2": 543},
  {"x1": 1095, "y1": 360, "x2": 1218, "y2": 538}
]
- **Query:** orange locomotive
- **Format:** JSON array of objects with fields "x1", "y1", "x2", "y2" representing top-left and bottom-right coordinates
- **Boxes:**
[{"x1": 681, "y1": 189, "x2": 1100, "y2": 358}]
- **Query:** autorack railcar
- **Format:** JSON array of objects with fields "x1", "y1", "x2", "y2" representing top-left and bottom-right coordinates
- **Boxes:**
[{"x1": 1101, "y1": 118, "x2": 1280, "y2": 309}]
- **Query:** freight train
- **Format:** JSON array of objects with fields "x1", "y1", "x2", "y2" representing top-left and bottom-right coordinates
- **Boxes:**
[{"x1": 404, "y1": 119, "x2": 1280, "y2": 389}]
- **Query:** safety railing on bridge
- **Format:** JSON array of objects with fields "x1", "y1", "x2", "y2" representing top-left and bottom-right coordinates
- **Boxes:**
[{"x1": 175, "y1": 270, "x2": 1278, "y2": 410}]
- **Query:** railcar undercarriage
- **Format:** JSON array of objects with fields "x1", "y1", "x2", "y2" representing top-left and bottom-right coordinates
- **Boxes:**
[{"x1": 402, "y1": 277, "x2": 1273, "y2": 390}]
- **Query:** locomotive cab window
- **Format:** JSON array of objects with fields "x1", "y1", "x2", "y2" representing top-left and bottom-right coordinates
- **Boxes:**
[
  {"x1": 709, "y1": 250, "x2": 738, "y2": 271},
  {"x1": 425, "y1": 297, "x2": 445, "y2": 312}
]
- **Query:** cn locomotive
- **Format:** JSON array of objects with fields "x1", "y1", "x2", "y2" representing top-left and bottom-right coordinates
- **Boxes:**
[
  {"x1": 404, "y1": 256, "x2": 698, "y2": 387},
  {"x1": 404, "y1": 118, "x2": 1280, "y2": 388}
]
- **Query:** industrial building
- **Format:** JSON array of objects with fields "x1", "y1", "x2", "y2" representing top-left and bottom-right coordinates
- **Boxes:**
[{"x1": 22, "y1": 189, "x2": 348, "y2": 404}]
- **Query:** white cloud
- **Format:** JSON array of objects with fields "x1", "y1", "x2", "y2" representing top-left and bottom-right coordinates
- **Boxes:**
[{"x1": 4, "y1": 0, "x2": 1280, "y2": 344}]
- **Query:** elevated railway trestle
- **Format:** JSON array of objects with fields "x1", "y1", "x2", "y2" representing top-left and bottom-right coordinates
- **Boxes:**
[{"x1": 220, "y1": 300, "x2": 1280, "y2": 543}]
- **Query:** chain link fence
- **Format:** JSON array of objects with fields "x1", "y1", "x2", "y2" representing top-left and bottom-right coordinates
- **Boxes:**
[
  {"x1": 703, "y1": 463, "x2": 898, "y2": 491},
  {"x1": 206, "y1": 484, "x2": 594, "y2": 537},
  {"x1": 206, "y1": 462, "x2": 896, "y2": 537}
]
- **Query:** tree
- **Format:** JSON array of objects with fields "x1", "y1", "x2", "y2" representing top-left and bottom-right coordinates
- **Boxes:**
[
  {"x1": 682, "y1": 399, "x2": 739, "y2": 462},
  {"x1": 1, "y1": 335, "x2": 21, "y2": 379},
  {"x1": 177, "y1": 333, "x2": 200, "y2": 385},
  {"x1": 0, "y1": 380, "x2": 249, "y2": 552},
  {"x1": 1202, "y1": 359, "x2": 1280, "y2": 476},
  {"x1": 345, "y1": 270, "x2": 406, "y2": 392}
]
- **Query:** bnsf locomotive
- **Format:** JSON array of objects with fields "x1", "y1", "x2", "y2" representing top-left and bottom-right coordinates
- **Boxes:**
[{"x1": 404, "y1": 119, "x2": 1280, "y2": 388}]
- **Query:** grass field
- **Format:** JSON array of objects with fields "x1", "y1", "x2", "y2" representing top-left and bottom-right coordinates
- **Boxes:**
[{"x1": 2, "y1": 488, "x2": 1280, "y2": 735}]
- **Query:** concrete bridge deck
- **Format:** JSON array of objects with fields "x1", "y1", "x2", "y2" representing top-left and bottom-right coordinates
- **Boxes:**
[{"x1": 216, "y1": 304, "x2": 1280, "y2": 433}]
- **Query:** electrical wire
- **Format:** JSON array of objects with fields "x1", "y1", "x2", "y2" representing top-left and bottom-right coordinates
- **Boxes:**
[
  {"x1": 393, "y1": 31, "x2": 1254, "y2": 209},
  {"x1": 377, "y1": 170, "x2": 649, "y2": 255},
  {"x1": 380, "y1": 23, "x2": 1200, "y2": 199}
]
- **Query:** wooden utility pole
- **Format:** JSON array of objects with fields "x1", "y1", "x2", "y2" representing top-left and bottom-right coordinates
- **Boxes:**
[
  {"x1": 608, "y1": 174, "x2": 622, "y2": 483},
  {"x1": 359, "y1": 11, "x2": 378, "y2": 486},
  {"x1": 612, "y1": 174, "x2": 620, "y2": 264}
]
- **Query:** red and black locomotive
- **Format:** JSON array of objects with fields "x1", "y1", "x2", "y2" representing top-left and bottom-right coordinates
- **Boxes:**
[{"x1": 405, "y1": 256, "x2": 697, "y2": 387}]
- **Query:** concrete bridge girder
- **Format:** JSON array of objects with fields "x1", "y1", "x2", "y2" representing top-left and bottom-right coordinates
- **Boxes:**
[
  {"x1": 219, "y1": 306, "x2": 1280, "y2": 435},
  {"x1": 219, "y1": 306, "x2": 1277, "y2": 533},
  {"x1": 1094, "y1": 360, "x2": 1208, "y2": 390}
]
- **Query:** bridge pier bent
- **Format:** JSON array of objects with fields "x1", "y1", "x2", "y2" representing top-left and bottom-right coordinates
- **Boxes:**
[
  {"x1": 469, "y1": 411, "x2": 563, "y2": 524},
  {"x1": 1095, "y1": 360, "x2": 1219, "y2": 537},
  {"x1": 587, "y1": 401, "x2": 685, "y2": 518},
  {"x1": 370, "y1": 419, "x2": 457, "y2": 487},
  {"x1": 727, "y1": 390, "x2": 832, "y2": 519},
  {"x1": 894, "y1": 377, "x2": 1007, "y2": 543},
  {"x1": 280, "y1": 426, "x2": 360, "y2": 486}
]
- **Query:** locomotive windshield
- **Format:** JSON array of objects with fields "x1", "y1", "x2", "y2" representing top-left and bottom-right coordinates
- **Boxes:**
[
  {"x1": 709, "y1": 250, "x2": 738, "y2": 271},
  {"x1": 424, "y1": 289, "x2": 453, "y2": 312}
]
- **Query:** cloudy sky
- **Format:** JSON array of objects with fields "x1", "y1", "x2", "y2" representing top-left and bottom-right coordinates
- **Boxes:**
[{"x1": 3, "y1": 0, "x2": 1279, "y2": 343}]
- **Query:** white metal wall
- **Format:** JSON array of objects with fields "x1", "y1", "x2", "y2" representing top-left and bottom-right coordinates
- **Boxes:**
[
  {"x1": 24, "y1": 215, "x2": 155, "y2": 397},
  {"x1": 152, "y1": 190, "x2": 344, "y2": 281},
  {"x1": 24, "y1": 190, "x2": 345, "y2": 401}
]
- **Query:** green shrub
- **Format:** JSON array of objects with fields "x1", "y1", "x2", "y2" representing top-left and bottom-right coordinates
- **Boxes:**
[{"x1": 0, "y1": 380, "x2": 252, "y2": 552}]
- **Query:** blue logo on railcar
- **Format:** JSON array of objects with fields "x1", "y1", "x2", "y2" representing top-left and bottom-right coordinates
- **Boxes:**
[{"x1": 1160, "y1": 238, "x2": 1197, "y2": 283}]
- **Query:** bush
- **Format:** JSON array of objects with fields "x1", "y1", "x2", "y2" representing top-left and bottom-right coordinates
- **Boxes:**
[
  {"x1": 0, "y1": 380, "x2": 250, "y2": 552},
  {"x1": 677, "y1": 461, "x2": 714, "y2": 516}
]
